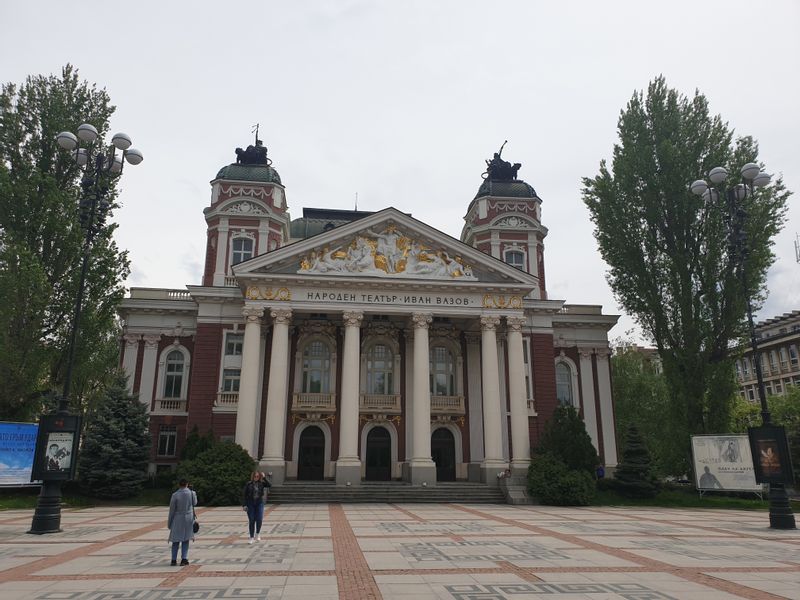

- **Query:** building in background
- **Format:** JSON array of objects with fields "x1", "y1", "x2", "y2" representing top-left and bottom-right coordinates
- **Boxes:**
[
  {"x1": 118, "y1": 139, "x2": 619, "y2": 485},
  {"x1": 735, "y1": 310, "x2": 800, "y2": 401}
]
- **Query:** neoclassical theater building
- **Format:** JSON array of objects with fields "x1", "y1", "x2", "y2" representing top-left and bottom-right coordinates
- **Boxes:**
[{"x1": 119, "y1": 140, "x2": 619, "y2": 485}]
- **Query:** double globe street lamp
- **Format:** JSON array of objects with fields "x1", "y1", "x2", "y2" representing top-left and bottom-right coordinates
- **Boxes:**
[
  {"x1": 28, "y1": 124, "x2": 142, "y2": 534},
  {"x1": 691, "y1": 163, "x2": 796, "y2": 530}
]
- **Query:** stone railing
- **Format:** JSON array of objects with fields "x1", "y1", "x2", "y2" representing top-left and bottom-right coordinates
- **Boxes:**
[
  {"x1": 214, "y1": 392, "x2": 239, "y2": 410},
  {"x1": 130, "y1": 288, "x2": 192, "y2": 301},
  {"x1": 223, "y1": 276, "x2": 238, "y2": 287},
  {"x1": 359, "y1": 394, "x2": 401, "y2": 414},
  {"x1": 155, "y1": 398, "x2": 187, "y2": 412},
  {"x1": 292, "y1": 393, "x2": 336, "y2": 413},
  {"x1": 430, "y1": 395, "x2": 465, "y2": 415}
]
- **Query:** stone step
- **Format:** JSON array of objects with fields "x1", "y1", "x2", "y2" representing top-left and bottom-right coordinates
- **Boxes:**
[{"x1": 267, "y1": 481, "x2": 507, "y2": 503}]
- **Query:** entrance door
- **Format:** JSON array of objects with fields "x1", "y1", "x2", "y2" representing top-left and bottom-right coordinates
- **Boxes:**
[
  {"x1": 297, "y1": 426, "x2": 325, "y2": 480},
  {"x1": 431, "y1": 428, "x2": 456, "y2": 481},
  {"x1": 365, "y1": 427, "x2": 391, "y2": 481}
]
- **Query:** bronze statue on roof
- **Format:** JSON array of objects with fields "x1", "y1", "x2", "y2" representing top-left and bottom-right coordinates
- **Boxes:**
[
  {"x1": 483, "y1": 140, "x2": 521, "y2": 181},
  {"x1": 235, "y1": 123, "x2": 272, "y2": 166}
]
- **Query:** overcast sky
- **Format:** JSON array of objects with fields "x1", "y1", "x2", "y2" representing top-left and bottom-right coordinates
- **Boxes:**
[{"x1": 2, "y1": 1, "x2": 798, "y2": 342}]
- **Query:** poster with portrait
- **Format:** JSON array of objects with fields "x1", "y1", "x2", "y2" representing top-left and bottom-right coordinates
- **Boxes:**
[
  {"x1": 45, "y1": 432, "x2": 74, "y2": 472},
  {"x1": 691, "y1": 434, "x2": 760, "y2": 492},
  {"x1": 30, "y1": 414, "x2": 82, "y2": 482},
  {"x1": 748, "y1": 425, "x2": 795, "y2": 485}
]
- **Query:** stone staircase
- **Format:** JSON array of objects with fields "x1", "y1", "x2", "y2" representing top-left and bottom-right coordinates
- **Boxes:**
[{"x1": 267, "y1": 481, "x2": 507, "y2": 504}]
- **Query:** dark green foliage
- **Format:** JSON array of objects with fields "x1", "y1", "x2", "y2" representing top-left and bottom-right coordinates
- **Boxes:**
[
  {"x1": 537, "y1": 406, "x2": 599, "y2": 474},
  {"x1": 176, "y1": 441, "x2": 256, "y2": 506},
  {"x1": 181, "y1": 426, "x2": 215, "y2": 460},
  {"x1": 527, "y1": 453, "x2": 596, "y2": 506},
  {"x1": 583, "y1": 77, "x2": 790, "y2": 443},
  {"x1": 612, "y1": 425, "x2": 661, "y2": 499},
  {"x1": 0, "y1": 65, "x2": 130, "y2": 421},
  {"x1": 78, "y1": 375, "x2": 149, "y2": 499}
]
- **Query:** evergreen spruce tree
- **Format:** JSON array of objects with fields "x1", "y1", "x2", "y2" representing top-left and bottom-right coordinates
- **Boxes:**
[
  {"x1": 538, "y1": 406, "x2": 599, "y2": 474},
  {"x1": 78, "y1": 375, "x2": 149, "y2": 499},
  {"x1": 612, "y1": 424, "x2": 661, "y2": 498}
]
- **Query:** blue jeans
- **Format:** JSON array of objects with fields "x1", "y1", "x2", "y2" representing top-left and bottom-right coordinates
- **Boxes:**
[
  {"x1": 246, "y1": 501, "x2": 264, "y2": 537},
  {"x1": 171, "y1": 540, "x2": 189, "y2": 562}
]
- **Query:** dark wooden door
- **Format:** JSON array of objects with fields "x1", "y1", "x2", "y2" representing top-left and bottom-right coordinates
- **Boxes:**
[
  {"x1": 431, "y1": 428, "x2": 456, "y2": 481},
  {"x1": 298, "y1": 426, "x2": 325, "y2": 480},
  {"x1": 365, "y1": 427, "x2": 391, "y2": 481}
]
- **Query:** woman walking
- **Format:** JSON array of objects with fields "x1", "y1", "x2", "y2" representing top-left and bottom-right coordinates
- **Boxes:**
[
  {"x1": 242, "y1": 470, "x2": 271, "y2": 544},
  {"x1": 167, "y1": 479, "x2": 197, "y2": 565}
]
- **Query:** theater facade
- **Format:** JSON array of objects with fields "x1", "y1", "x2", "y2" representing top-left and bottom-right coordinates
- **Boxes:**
[{"x1": 118, "y1": 141, "x2": 619, "y2": 485}]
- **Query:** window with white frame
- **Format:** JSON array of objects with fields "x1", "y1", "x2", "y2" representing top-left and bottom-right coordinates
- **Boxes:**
[
  {"x1": 523, "y1": 338, "x2": 533, "y2": 401},
  {"x1": 430, "y1": 346, "x2": 455, "y2": 396},
  {"x1": 789, "y1": 345, "x2": 799, "y2": 367},
  {"x1": 505, "y1": 249, "x2": 525, "y2": 270},
  {"x1": 367, "y1": 343, "x2": 393, "y2": 395},
  {"x1": 735, "y1": 360, "x2": 743, "y2": 380},
  {"x1": 222, "y1": 368, "x2": 241, "y2": 392},
  {"x1": 231, "y1": 237, "x2": 254, "y2": 265},
  {"x1": 163, "y1": 350, "x2": 185, "y2": 398},
  {"x1": 779, "y1": 347, "x2": 789, "y2": 370},
  {"x1": 157, "y1": 425, "x2": 177, "y2": 457},
  {"x1": 743, "y1": 357, "x2": 751, "y2": 377},
  {"x1": 225, "y1": 334, "x2": 243, "y2": 356},
  {"x1": 302, "y1": 340, "x2": 331, "y2": 393},
  {"x1": 555, "y1": 362, "x2": 573, "y2": 407},
  {"x1": 769, "y1": 351, "x2": 778, "y2": 372}
]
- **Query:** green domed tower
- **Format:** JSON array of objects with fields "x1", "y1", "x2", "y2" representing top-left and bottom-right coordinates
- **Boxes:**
[{"x1": 202, "y1": 137, "x2": 291, "y2": 286}]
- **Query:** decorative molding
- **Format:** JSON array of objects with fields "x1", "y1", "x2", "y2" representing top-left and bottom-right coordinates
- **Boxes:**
[
  {"x1": 292, "y1": 413, "x2": 336, "y2": 425},
  {"x1": 142, "y1": 334, "x2": 161, "y2": 347},
  {"x1": 299, "y1": 322, "x2": 337, "y2": 338},
  {"x1": 480, "y1": 316, "x2": 501, "y2": 331},
  {"x1": 578, "y1": 348, "x2": 594, "y2": 360},
  {"x1": 225, "y1": 201, "x2": 265, "y2": 216},
  {"x1": 364, "y1": 321, "x2": 397, "y2": 338},
  {"x1": 246, "y1": 286, "x2": 291, "y2": 301},
  {"x1": 464, "y1": 332, "x2": 482, "y2": 345},
  {"x1": 506, "y1": 316, "x2": 526, "y2": 331},
  {"x1": 123, "y1": 334, "x2": 141, "y2": 347},
  {"x1": 595, "y1": 348, "x2": 611, "y2": 359},
  {"x1": 271, "y1": 308, "x2": 292, "y2": 324},
  {"x1": 342, "y1": 311, "x2": 364, "y2": 328},
  {"x1": 219, "y1": 185, "x2": 271, "y2": 199},
  {"x1": 411, "y1": 313, "x2": 433, "y2": 330},
  {"x1": 360, "y1": 414, "x2": 401, "y2": 426},
  {"x1": 482, "y1": 294, "x2": 523, "y2": 309},
  {"x1": 495, "y1": 215, "x2": 533, "y2": 228},
  {"x1": 242, "y1": 306, "x2": 264, "y2": 323}
]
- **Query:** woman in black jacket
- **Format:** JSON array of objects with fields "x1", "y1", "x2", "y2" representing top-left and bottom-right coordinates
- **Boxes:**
[{"x1": 242, "y1": 471, "x2": 271, "y2": 543}]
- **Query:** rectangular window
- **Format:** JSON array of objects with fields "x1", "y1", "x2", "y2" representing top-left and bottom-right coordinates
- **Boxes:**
[
  {"x1": 789, "y1": 345, "x2": 799, "y2": 367},
  {"x1": 225, "y1": 334, "x2": 243, "y2": 356},
  {"x1": 157, "y1": 426, "x2": 177, "y2": 457},
  {"x1": 747, "y1": 387, "x2": 755, "y2": 401},
  {"x1": 222, "y1": 369, "x2": 241, "y2": 392}
]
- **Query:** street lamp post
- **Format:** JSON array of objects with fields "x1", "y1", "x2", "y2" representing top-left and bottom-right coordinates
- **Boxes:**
[
  {"x1": 28, "y1": 124, "x2": 142, "y2": 534},
  {"x1": 691, "y1": 163, "x2": 796, "y2": 530}
]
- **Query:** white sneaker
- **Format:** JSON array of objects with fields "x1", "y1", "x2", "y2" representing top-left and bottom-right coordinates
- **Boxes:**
[
  {"x1": 256, "y1": 535, "x2": 261, "y2": 542},
  {"x1": 248, "y1": 538, "x2": 254, "y2": 545}
]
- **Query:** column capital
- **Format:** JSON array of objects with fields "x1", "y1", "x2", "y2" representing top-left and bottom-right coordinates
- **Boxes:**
[
  {"x1": 242, "y1": 306, "x2": 265, "y2": 323},
  {"x1": 123, "y1": 334, "x2": 141, "y2": 347},
  {"x1": 578, "y1": 347, "x2": 594, "y2": 360},
  {"x1": 480, "y1": 315, "x2": 501, "y2": 331},
  {"x1": 411, "y1": 313, "x2": 433, "y2": 330},
  {"x1": 142, "y1": 334, "x2": 161, "y2": 347},
  {"x1": 506, "y1": 316, "x2": 526, "y2": 332},
  {"x1": 342, "y1": 310, "x2": 364, "y2": 328},
  {"x1": 270, "y1": 308, "x2": 292, "y2": 325},
  {"x1": 595, "y1": 348, "x2": 611, "y2": 360}
]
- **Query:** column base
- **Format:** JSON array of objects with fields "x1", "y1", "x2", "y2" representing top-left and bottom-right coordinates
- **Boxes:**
[
  {"x1": 335, "y1": 459, "x2": 362, "y2": 487},
  {"x1": 480, "y1": 460, "x2": 509, "y2": 487},
  {"x1": 259, "y1": 460, "x2": 286, "y2": 485},
  {"x1": 406, "y1": 460, "x2": 437, "y2": 486}
]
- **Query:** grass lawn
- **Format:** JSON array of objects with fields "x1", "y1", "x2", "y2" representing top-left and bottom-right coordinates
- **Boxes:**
[
  {"x1": 593, "y1": 486, "x2": 775, "y2": 510},
  {"x1": 0, "y1": 486, "x2": 172, "y2": 510}
]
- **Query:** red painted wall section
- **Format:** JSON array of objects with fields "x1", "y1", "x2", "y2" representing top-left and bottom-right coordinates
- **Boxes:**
[
  {"x1": 186, "y1": 323, "x2": 224, "y2": 434},
  {"x1": 530, "y1": 333, "x2": 557, "y2": 448}
]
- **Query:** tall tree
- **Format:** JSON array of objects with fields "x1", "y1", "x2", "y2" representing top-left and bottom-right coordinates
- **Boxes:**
[
  {"x1": 0, "y1": 65, "x2": 130, "y2": 421},
  {"x1": 583, "y1": 77, "x2": 789, "y2": 448}
]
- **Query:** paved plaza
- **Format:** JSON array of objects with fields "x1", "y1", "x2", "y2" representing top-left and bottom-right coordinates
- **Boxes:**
[{"x1": 0, "y1": 503, "x2": 799, "y2": 599}]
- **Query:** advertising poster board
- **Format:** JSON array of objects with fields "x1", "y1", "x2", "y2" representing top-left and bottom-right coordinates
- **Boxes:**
[
  {"x1": 30, "y1": 414, "x2": 82, "y2": 482},
  {"x1": 748, "y1": 424, "x2": 795, "y2": 485},
  {"x1": 0, "y1": 422, "x2": 39, "y2": 486},
  {"x1": 691, "y1": 434, "x2": 760, "y2": 492}
]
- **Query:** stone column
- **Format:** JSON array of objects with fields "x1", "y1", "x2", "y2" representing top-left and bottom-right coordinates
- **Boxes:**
[
  {"x1": 121, "y1": 334, "x2": 141, "y2": 393},
  {"x1": 506, "y1": 316, "x2": 530, "y2": 472},
  {"x1": 480, "y1": 315, "x2": 507, "y2": 483},
  {"x1": 595, "y1": 348, "x2": 618, "y2": 467},
  {"x1": 213, "y1": 218, "x2": 229, "y2": 286},
  {"x1": 336, "y1": 311, "x2": 363, "y2": 486},
  {"x1": 409, "y1": 312, "x2": 436, "y2": 485},
  {"x1": 139, "y1": 334, "x2": 161, "y2": 413},
  {"x1": 234, "y1": 306, "x2": 264, "y2": 457},
  {"x1": 261, "y1": 308, "x2": 292, "y2": 483},
  {"x1": 578, "y1": 348, "x2": 600, "y2": 452},
  {"x1": 465, "y1": 332, "x2": 484, "y2": 481}
]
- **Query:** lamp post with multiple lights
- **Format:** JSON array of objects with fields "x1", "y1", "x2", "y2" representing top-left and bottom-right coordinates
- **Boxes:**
[
  {"x1": 691, "y1": 163, "x2": 796, "y2": 530},
  {"x1": 28, "y1": 124, "x2": 142, "y2": 534}
]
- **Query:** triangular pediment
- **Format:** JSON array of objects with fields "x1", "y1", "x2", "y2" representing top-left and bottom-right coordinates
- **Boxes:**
[{"x1": 233, "y1": 208, "x2": 538, "y2": 289}]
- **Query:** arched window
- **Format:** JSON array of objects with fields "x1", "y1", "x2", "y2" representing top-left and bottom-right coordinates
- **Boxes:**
[
  {"x1": 505, "y1": 249, "x2": 525, "y2": 270},
  {"x1": 302, "y1": 341, "x2": 331, "y2": 394},
  {"x1": 163, "y1": 350, "x2": 185, "y2": 398},
  {"x1": 232, "y1": 237, "x2": 254, "y2": 265},
  {"x1": 430, "y1": 346, "x2": 455, "y2": 396},
  {"x1": 555, "y1": 362, "x2": 573, "y2": 407},
  {"x1": 367, "y1": 344, "x2": 393, "y2": 395}
]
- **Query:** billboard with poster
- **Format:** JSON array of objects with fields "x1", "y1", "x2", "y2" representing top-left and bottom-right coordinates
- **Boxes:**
[
  {"x1": 691, "y1": 434, "x2": 760, "y2": 492},
  {"x1": 0, "y1": 422, "x2": 39, "y2": 486}
]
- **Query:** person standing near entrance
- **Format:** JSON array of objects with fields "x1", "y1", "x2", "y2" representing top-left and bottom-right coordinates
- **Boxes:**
[
  {"x1": 242, "y1": 470, "x2": 271, "y2": 544},
  {"x1": 167, "y1": 479, "x2": 197, "y2": 566}
]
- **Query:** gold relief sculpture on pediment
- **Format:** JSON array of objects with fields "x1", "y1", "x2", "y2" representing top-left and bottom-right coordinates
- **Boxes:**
[
  {"x1": 246, "y1": 286, "x2": 291, "y2": 301},
  {"x1": 482, "y1": 294, "x2": 523, "y2": 309},
  {"x1": 298, "y1": 225, "x2": 476, "y2": 280}
]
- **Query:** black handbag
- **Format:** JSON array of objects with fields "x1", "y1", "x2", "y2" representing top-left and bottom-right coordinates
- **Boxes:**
[{"x1": 192, "y1": 506, "x2": 199, "y2": 533}]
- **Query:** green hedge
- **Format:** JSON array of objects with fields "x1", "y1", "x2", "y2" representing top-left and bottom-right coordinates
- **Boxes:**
[
  {"x1": 527, "y1": 453, "x2": 596, "y2": 506},
  {"x1": 175, "y1": 441, "x2": 256, "y2": 506}
]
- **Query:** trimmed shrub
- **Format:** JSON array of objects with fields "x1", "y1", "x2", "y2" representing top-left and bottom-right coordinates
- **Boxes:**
[
  {"x1": 181, "y1": 426, "x2": 215, "y2": 460},
  {"x1": 537, "y1": 406, "x2": 599, "y2": 474},
  {"x1": 176, "y1": 441, "x2": 256, "y2": 505},
  {"x1": 527, "y1": 453, "x2": 596, "y2": 506},
  {"x1": 612, "y1": 424, "x2": 661, "y2": 498}
]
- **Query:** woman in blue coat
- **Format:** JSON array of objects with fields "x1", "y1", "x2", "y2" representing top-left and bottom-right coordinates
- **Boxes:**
[{"x1": 168, "y1": 479, "x2": 197, "y2": 565}]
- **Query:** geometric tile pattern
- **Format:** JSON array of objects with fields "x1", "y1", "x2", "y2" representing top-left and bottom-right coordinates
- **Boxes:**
[{"x1": 444, "y1": 583, "x2": 679, "y2": 599}]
